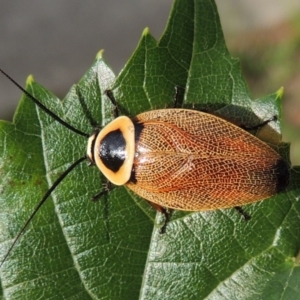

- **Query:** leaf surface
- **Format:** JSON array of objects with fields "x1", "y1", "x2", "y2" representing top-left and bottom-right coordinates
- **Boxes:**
[{"x1": 0, "y1": 0, "x2": 299, "y2": 299}]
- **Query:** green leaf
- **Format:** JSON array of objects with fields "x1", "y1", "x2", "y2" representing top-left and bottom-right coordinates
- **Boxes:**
[{"x1": 0, "y1": 0, "x2": 299, "y2": 299}]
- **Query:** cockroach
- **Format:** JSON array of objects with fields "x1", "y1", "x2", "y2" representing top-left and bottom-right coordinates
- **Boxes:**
[{"x1": 0, "y1": 68, "x2": 290, "y2": 267}]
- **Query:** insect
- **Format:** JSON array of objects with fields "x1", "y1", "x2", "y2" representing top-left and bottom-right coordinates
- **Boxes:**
[{"x1": 0, "y1": 68, "x2": 290, "y2": 267}]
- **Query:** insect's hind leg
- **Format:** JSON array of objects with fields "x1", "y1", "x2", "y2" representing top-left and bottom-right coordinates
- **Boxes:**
[
  {"x1": 234, "y1": 206, "x2": 251, "y2": 221},
  {"x1": 173, "y1": 86, "x2": 185, "y2": 108},
  {"x1": 241, "y1": 116, "x2": 278, "y2": 131},
  {"x1": 147, "y1": 202, "x2": 173, "y2": 234}
]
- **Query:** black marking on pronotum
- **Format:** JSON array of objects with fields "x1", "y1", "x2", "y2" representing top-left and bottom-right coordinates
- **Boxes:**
[{"x1": 99, "y1": 129, "x2": 126, "y2": 172}]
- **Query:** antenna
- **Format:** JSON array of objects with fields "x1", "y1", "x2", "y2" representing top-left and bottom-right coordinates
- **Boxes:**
[
  {"x1": 0, "y1": 156, "x2": 87, "y2": 267},
  {"x1": 0, "y1": 68, "x2": 90, "y2": 138},
  {"x1": 0, "y1": 69, "x2": 92, "y2": 267}
]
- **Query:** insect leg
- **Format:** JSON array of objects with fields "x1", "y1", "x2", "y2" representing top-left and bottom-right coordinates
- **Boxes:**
[
  {"x1": 147, "y1": 202, "x2": 172, "y2": 233},
  {"x1": 76, "y1": 85, "x2": 99, "y2": 128},
  {"x1": 234, "y1": 206, "x2": 251, "y2": 221},
  {"x1": 173, "y1": 86, "x2": 185, "y2": 108},
  {"x1": 159, "y1": 209, "x2": 172, "y2": 234},
  {"x1": 241, "y1": 116, "x2": 278, "y2": 130},
  {"x1": 92, "y1": 180, "x2": 114, "y2": 201},
  {"x1": 105, "y1": 90, "x2": 120, "y2": 118}
]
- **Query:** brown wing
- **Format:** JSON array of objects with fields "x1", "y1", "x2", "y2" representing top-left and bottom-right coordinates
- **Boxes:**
[{"x1": 126, "y1": 109, "x2": 289, "y2": 211}]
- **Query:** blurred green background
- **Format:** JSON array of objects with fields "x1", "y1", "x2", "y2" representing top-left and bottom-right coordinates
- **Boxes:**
[
  {"x1": 219, "y1": 2, "x2": 300, "y2": 166},
  {"x1": 0, "y1": 0, "x2": 299, "y2": 165}
]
